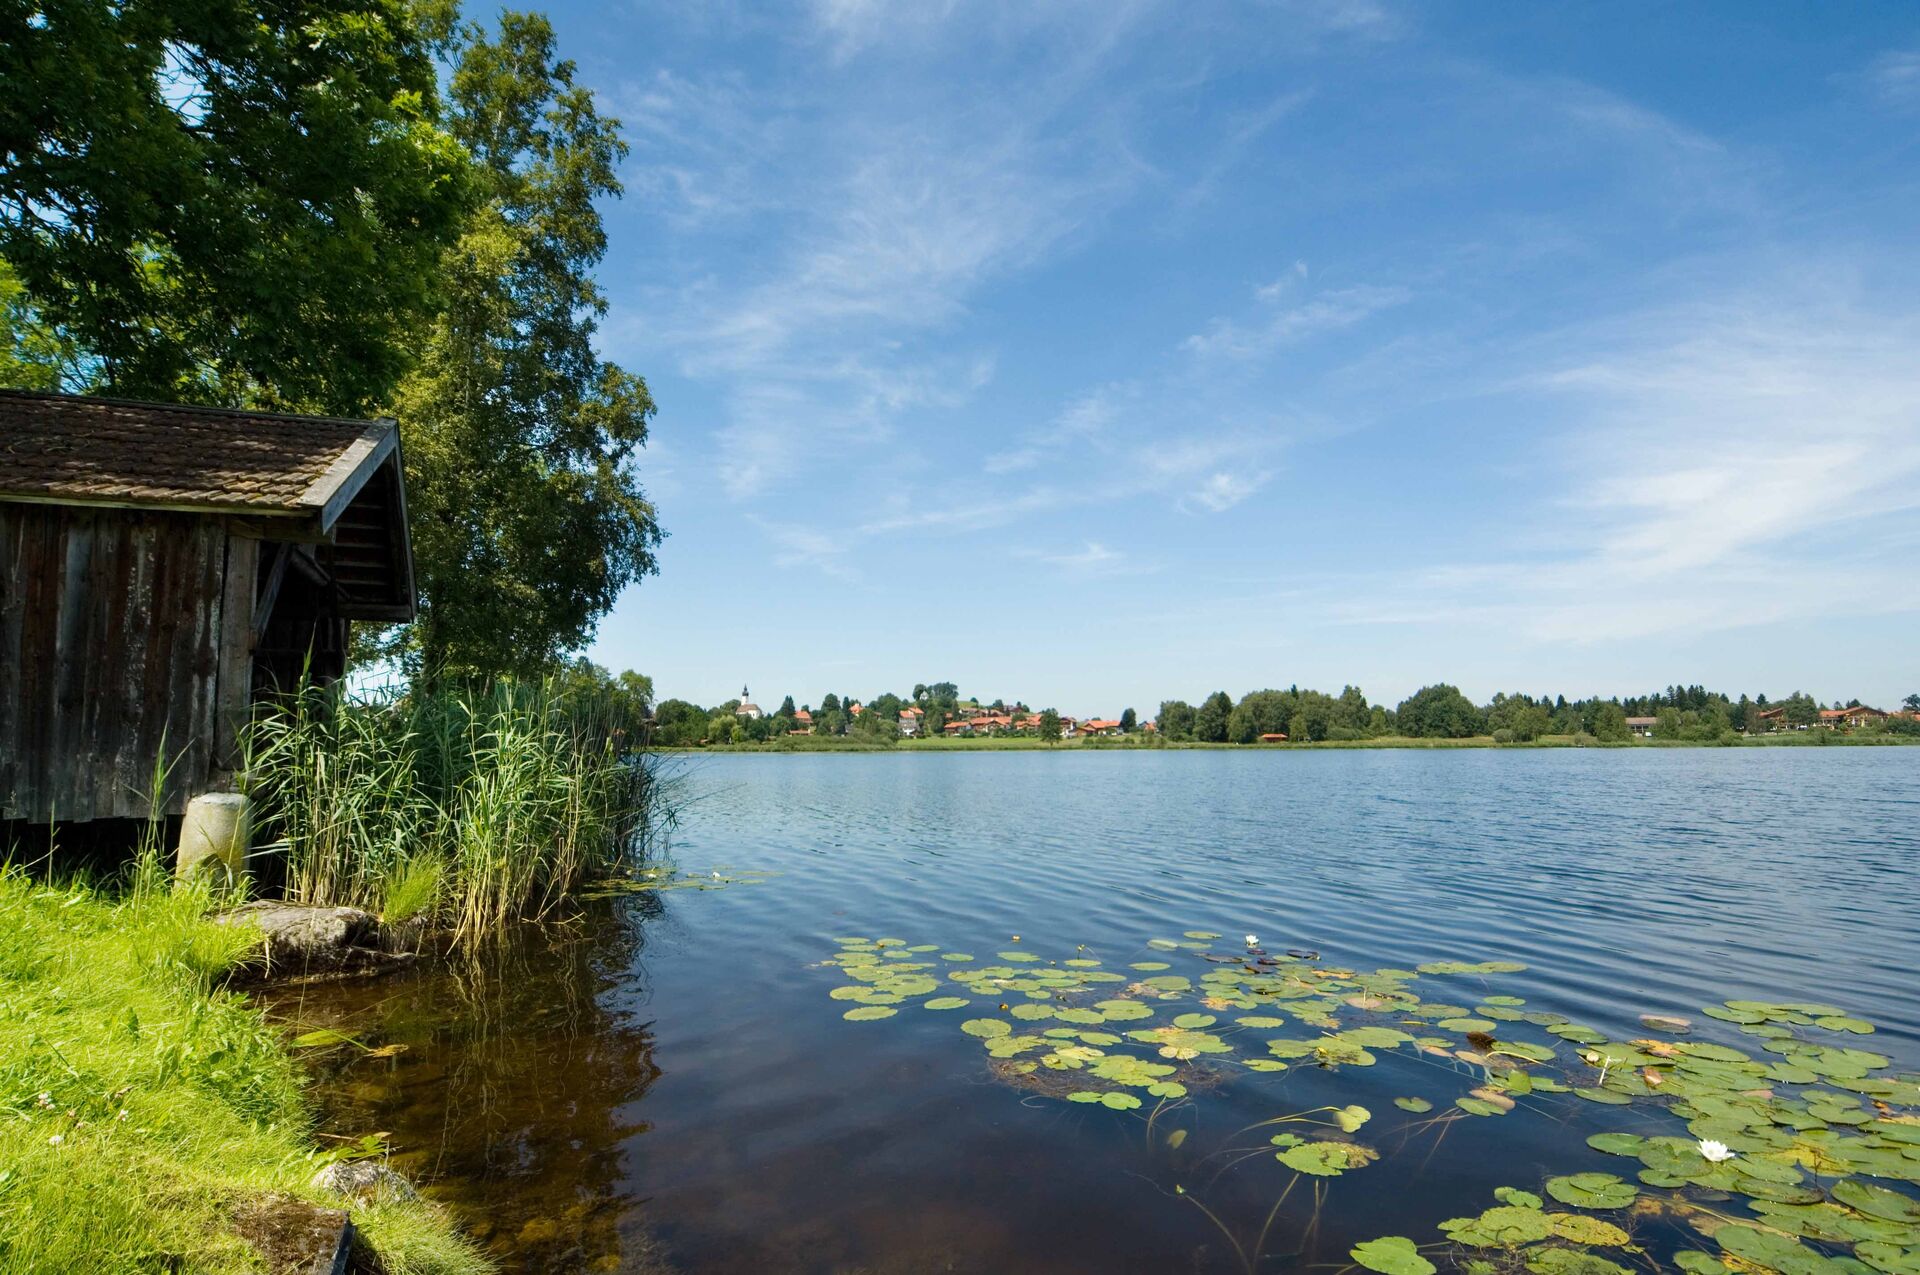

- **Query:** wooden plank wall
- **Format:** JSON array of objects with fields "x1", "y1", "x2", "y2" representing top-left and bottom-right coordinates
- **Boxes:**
[{"x1": 0, "y1": 505, "x2": 243, "y2": 821}]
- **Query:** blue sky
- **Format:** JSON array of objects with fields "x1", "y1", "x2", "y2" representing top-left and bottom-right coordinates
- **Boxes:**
[{"x1": 568, "y1": 0, "x2": 1920, "y2": 716}]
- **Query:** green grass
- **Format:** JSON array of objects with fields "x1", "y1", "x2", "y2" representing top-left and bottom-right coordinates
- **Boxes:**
[
  {"x1": 0, "y1": 863, "x2": 487, "y2": 1274},
  {"x1": 244, "y1": 679, "x2": 654, "y2": 945}
]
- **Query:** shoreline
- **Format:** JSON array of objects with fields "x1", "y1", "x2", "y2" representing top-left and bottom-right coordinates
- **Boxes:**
[{"x1": 658, "y1": 732, "x2": 1920, "y2": 754}]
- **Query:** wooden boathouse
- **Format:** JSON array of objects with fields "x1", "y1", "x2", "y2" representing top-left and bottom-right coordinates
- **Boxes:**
[{"x1": 0, "y1": 390, "x2": 415, "y2": 827}]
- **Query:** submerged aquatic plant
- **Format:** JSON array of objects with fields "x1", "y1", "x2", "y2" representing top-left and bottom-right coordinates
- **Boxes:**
[{"x1": 815, "y1": 929, "x2": 1920, "y2": 1275}]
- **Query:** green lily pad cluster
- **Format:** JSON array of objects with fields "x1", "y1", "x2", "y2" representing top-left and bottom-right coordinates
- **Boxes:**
[
  {"x1": 820, "y1": 934, "x2": 1920, "y2": 1274},
  {"x1": 1357, "y1": 993, "x2": 1920, "y2": 1275},
  {"x1": 1355, "y1": 1184, "x2": 1637, "y2": 1275},
  {"x1": 580, "y1": 865, "x2": 772, "y2": 898}
]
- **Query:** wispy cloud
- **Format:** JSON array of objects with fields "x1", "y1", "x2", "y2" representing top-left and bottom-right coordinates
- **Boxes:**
[
  {"x1": 985, "y1": 384, "x2": 1131, "y2": 474},
  {"x1": 1316, "y1": 279, "x2": 1920, "y2": 643},
  {"x1": 1016, "y1": 540, "x2": 1155, "y2": 577},
  {"x1": 629, "y1": 16, "x2": 1157, "y2": 501},
  {"x1": 1860, "y1": 49, "x2": 1920, "y2": 111},
  {"x1": 1183, "y1": 281, "x2": 1411, "y2": 361},
  {"x1": 1184, "y1": 470, "x2": 1270, "y2": 513}
]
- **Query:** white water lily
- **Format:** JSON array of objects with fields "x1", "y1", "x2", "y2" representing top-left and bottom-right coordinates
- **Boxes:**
[
  {"x1": 1245, "y1": 934, "x2": 1259, "y2": 947},
  {"x1": 1698, "y1": 1138, "x2": 1736, "y2": 1162}
]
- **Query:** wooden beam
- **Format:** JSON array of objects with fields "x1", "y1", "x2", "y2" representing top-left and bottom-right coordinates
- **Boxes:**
[
  {"x1": 212, "y1": 533, "x2": 258, "y2": 778},
  {"x1": 0, "y1": 491, "x2": 309, "y2": 523},
  {"x1": 302, "y1": 422, "x2": 398, "y2": 534},
  {"x1": 250, "y1": 543, "x2": 289, "y2": 647}
]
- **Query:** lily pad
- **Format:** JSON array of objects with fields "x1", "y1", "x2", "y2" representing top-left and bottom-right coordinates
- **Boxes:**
[
  {"x1": 961, "y1": 1019, "x2": 1011, "y2": 1038},
  {"x1": 1544, "y1": 1173, "x2": 1636, "y2": 1209},
  {"x1": 1277, "y1": 1140, "x2": 1379, "y2": 1177},
  {"x1": 1549, "y1": 1213, "x2": 1631, "y2": 1245},
  {"x1": 1394, "y1": 1097, "x2": 1433, "y2": 1113},
  {"x1": 1350, "y1": 1237, "x2": 1436, "y2": 1275},
  {"x1": 923, "y1": 997, "x2": 971, "y2": 1010},
  {"x1": 1439, "y1": 1205, "x2": 1554, "y2": 1247},
  {"x1": 1835, "y1": 1178, "x2": 1920, "y2": 1223},
  {"x1": 842, "y1": 1006, "x2": 898, "y2": 1021}
]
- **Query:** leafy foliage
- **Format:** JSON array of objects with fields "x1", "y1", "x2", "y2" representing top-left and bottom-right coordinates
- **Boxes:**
[
  {"x1": 0, "y1": 0, "x2": 469, "y2": 411},
  {"x1": 395, "y1": 11, "x2": 660, "y2": 678}
]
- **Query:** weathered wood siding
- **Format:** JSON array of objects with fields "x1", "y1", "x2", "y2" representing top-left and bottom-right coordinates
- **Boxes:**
[{"x1": 0, "y1": 505, "x2": 253, "y2": 821}]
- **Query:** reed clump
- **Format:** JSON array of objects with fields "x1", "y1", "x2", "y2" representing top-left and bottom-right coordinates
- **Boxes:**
[{"x1": 243, "y1": 678, "x2": 653, "y2": 945}]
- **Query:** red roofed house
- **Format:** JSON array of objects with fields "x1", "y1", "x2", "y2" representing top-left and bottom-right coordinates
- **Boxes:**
[
  {"x1": 1819, "y1": 706, "x2": 1886, "y2": 729},
  {"x1": 1258, "y1": 732, "x2": 1288, "y2": 743},
  {"x1": 1080, "y1": 719, "x2": 1122, "y2": 736}
]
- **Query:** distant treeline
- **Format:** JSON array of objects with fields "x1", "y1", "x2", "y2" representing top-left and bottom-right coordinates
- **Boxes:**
[
  {"x1": 644, "y1": 678, "x2": 1920, "y2": 747},
  {"x1": 1158, "y1": 684, "x2": 1920, "y2": 744},
  {"x1": 651, "y1": 683, "x2": 991, "y2": 746}
]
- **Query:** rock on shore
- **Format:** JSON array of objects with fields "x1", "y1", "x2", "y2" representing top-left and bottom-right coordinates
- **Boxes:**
[{"x1": 217, "y1": 901, "x2": 418, "y2": 977}]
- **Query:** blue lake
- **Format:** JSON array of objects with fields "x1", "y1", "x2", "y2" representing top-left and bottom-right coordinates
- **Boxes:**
[{"x1": 276, "y1": 748, "x2": 1920, "y2": 1273}]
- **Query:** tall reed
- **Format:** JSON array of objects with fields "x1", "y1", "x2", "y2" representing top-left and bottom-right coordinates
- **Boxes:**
[{"x1": 242, "y1": 676, "x2": 653, "y2": 944}]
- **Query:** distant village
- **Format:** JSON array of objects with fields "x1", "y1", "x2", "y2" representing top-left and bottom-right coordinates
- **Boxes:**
[
  {"x1": 643, "y1": 681, "x2": 1920, "y2": 748},
  {"x1": 647, "y1": 683, "x2": 1142, "y2": 746}
]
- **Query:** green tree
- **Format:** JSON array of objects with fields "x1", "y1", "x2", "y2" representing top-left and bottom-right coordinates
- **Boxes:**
[
  {"x1": 777, "y1": 695, "x2": 797, "y2": 718},
  {"x1": 1119, "y1": 707, "x2": 1137, "y2": 733},
  {"x1": 396, "y1": 11, "x2": 660, "y2": 678},
  {"x1": 1509, "y1": 704, "x2": 1552, "y2": 742},
  {"x1": 1335, "y1": 685, "x2": 1372, "y2": 734},
  {"x1": 1781, "y1": 692, "x2": 1819, "y2": 727},
  {"x1": 1904, "y1": 693, "x2": 1920, "y2": 713},
  {"x1": 1288, "y1": 693, "x2": 1335, "y2": 743},
  {"x1": 1653, "y1": 706, "x2": 1684, "y2": 740},
  {"x1": 1194, "y1": 691, "x2": 1234, "y2": 743},
  {"x1": 1158, "y1": 700, "x2": 1196, "y2": 740},
  {"x1": 1037, "y1": 709, "x2": 1062, "y2": 742},
  {"x1": 551, "y1": 657, "x2": 652, "y2": 740},
  {"x1": 0, "y1": 261, "x2": 71, "y2": 389},
  {"x1": 1590, "y1": 702, "x2": 1630, "y2": 743},
  {"x1": 1394, "y1": 684, "x2": 1484, "y2": 738},
  {"x1": 650, "y1": 698, "x2": 705, "y2": 746},
  {"x1": 850, "y1": 709, "x2": 899, "y2": 744},
  {"x1": 1, "y1": 0, "x2": 468, "y2": 411}
]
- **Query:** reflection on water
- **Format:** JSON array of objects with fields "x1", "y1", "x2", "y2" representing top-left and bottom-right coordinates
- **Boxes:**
[
  {"x1": 264, "y1": 749, "x2": 1920, "y2": 1273},
  {"x1": 263, "y1": 897, "x2": 669, "y2": 1271}
]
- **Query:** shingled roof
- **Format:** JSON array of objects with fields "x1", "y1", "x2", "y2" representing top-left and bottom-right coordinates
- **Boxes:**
[{"x1": 0, "y1": 390, "x2": 398, "y2": 534}]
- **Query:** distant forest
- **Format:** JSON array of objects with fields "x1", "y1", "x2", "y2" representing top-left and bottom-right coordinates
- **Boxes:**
[{"x1": 636, "y1": 676, "x2": 1920, "y2": 746}]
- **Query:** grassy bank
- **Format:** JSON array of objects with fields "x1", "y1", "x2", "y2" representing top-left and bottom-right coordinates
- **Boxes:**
[
  {"x1": 244, "y1": 679, "x2": 654, "y2": 945},
  {"x1": 0, "y1": 864, "x2": 485, "y2": 1275},
  {"x1": 666, "y1": 730, "x2": 1919, "y2": 754}
]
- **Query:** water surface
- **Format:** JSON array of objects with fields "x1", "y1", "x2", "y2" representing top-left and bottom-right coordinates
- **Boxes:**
[{"x1": 268, "y1": 748, "x2": 1920, "y2": 1273}]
